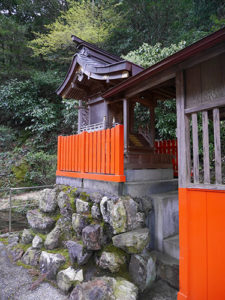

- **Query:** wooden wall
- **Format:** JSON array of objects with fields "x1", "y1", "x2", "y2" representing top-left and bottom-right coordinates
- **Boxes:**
[{"x1": 185, "y1": 52, "x2": 225, "y2": 109}]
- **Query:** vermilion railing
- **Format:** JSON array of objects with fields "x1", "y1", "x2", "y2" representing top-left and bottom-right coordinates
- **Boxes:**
[
  {"x1": 155, "y1": 139, "x2": 178, "y2": 177},
  {"x1": 56, "y1": 124, "x2": 125, "y2": 182}
]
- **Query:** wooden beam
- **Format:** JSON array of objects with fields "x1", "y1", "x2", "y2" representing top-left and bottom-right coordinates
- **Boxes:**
[
  {"x1": 213, "y1": 108, "x2": 222, "y2": 184},
  {"x1": 179, "y1": 42, "x2": 225, "y2": 71},
  {"x1": 176, "y1": 70, "x2": 191, "y2": 187},
  {"x1": 78, "y1": 100, "x2": 82, "y2": 133},
  {"x1": 125, "y1": 67, "x2": 176, "y2": 99},
  {"x1": 202, "y1": 111, "x2": 210, "y2": 184},
  {"x1": 150, "y1": 106, "x2": 155, "y2": 144},
  {"x1": 192, "y1": 113, "x2": 200, "y2": 184},
  {"x1": 123, "y1": 98, "x2": 129, "y2": 153},
  {"x1": 184, "y1": 96, "x2": 225, "y2": 114}
]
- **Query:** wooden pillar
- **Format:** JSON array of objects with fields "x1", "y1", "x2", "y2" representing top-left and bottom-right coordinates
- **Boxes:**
[
  {"x1": 176, "y1": 71, "x2": 191, "y2": 187},
  {"x1": 78, "y1": 100, "x2": 82, "y2": 133},
  {"x1": 123, "y1": 98, "x2": 129, "y2": 153},
  {"x1": 149, "y1": 105, "x2": 155, "y2": 146},
  {"x1": 176, "y1": 70, "x2": 191, "y2": 300},
  {"x1": 103, "y1": 101, "x2": 109, "y2": 129}
]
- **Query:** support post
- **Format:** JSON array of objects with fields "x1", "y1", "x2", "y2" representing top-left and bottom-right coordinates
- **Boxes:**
[
  {"x1": 176, "y1": 70, "x2": 190, "y2": 300},
  {"x1": 150, "y1": 105, "x2": 155, "y2": 147},
  {"x1": 123, "y1": 98, "x2": 129, "y2": 153},
  {"x1": 78, "y1": 100, "x2": 82, "y2": 133},
  {"x1": 103, "y1": 101, "x2": 109, "y2": 129}
]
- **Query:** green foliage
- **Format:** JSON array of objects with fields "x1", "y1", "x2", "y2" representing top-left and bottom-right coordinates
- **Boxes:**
[
  {"x1": 125, "y1": 42, "x2": 181, "y2": 140},
  {"x1": 155, "y1": 100, "x2": 177, "y2": 140},
  {"x1": 29, "y1": 0, "x2": 121, "y2": 60},
  {"x1": 0, "y1": 126, "x2": 17, "y2": 151},
  {"x1": 123, "y1": 41, "x2": 186, "y2": 68},
  {"x1": 12, "y1": 161, "x2": 29, "y2": 183},
  {"x1": 24, "y1": 151, "x2": 57, "y2": 185},
  {"x1": 61, "y1": 100, "x2": 79, "y2": 134}
]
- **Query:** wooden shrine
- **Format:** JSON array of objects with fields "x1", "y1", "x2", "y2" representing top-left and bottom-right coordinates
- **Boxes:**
[
  {"x1": 103, "y1": 28, "x2": 225, "y2": 299},
  {"x1": 56, "y1": 36, "x2": 175, "y2": 183}
]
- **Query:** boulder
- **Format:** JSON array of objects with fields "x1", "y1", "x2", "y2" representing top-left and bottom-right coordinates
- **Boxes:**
[
  {"x1": 69, "y1": 277, "x2": 113, "y2": 300},
  {"x1": 89, "y1": 192, "x2": 102, "y2": 204},
  {"x1": 69, "y1": 276, "x2": 138, "y2": 300},
  {"x1": 56, "y1": 217, "x2": 74, "y2": 241},
  {"x1": 97, "y1": 250, "x2": 126, "y2": 273},
  {"x1": 154, "y1": 251, "x2": 179, "y2": 289},
  {"x1": 21, "y1": 247, "x2": 41, "y2": 266},
  {"x1": 129, "y1": 252, "x2": 156, "y2": 292},
  {"x1": 108, "y1": 199, "x2": 127, "y2": 234},
  {"x1": 135, "y1": 196, "x2": 153, "y2": 215},
  {"x1": 39, "y1": 251, "x2": 66, "y2": 280},
  {"x1": 27, "y1": 209, "x2": 55, "y2": 234},
  {"x1": 113, "y1": 277, "x2": 138, "y2": 300},
  {"x1": 112, "y1": 228, "x2": 150, "y2": 254},
  {"x1": 65, "y1": 240, "x2": 92, "y2": 266},
  {"x1": 8, "y1": 233, "x2": 20, "y2": 245},
  {"x1": 100, "y1": 196, "x2": 111, "y2": 223},
  {"x1": 44, "y1": 226, "x2": 61, "y2": 250},
  {"x1": 32, "y1": 235, "x2": 43, "y2": 249},
  {"x1": 39, "y1": 189, "x2": 57, "y2": 213},
  {"x1": 139, "y1": 280, "x2": 177, "y2": 300},
  {"x1": 72, "y1": 213, "x2": 90, "y2": 237},
  {"x1": 76, "y1": 199, "x2": 90, "y2": 214},
  {"x1": 82, "y1": 224, "x2": 102, "y2": 250},
  {"x1": 57, "y1": 191, "x2": 73, "y2": 218},
  {"x1": 136, "y1": 212, "x2": 145, "y2": 227},
  {"x1": 21, "y1": 229, "x2": 34, "y2": 244},
  {"x1": 100, "y1": 197, "x2": 144, "y2": 234},
  {"x1": 57, "y1": 267, "x2": 83, "y2": 294},
  {"x1": 91, "y1": 204, "x2": 101, "y2": 220},
  {"x1": 123, "y1": 198, "x2": 144, "y2": 231}
]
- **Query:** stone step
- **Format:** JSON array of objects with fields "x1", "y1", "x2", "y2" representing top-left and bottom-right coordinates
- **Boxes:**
[
  {"x1": 151, "y1": 191, "x2": 179, "y2": 251},
  {"x1": 163, "y1": 234, "x2": 179, "y2": 260},
  {"x1": 124, "y1": 168, "x2": 173, "y2": 182},
  {"x1": 152, "y1": 250, "x2": 179, "y2": 290},
  {"x1": 123, "y1": 179, "x2": 178, "y2": 197}
]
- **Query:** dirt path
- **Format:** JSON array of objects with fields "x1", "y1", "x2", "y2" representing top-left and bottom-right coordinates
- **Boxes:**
[
  {"x1": 0, "y1": 190, "x2": 42, "y2": 210},
  {"x1": 0, "y1": 242, "x2": 67, "y2": 300}
]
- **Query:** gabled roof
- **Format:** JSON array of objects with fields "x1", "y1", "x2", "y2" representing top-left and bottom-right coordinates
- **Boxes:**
[
  {"x1": 103, "y1": 27, "x2": 225, "y2": 99},
  {"x1": 57, "y1": 36, "x2": 143, "y2": 100}
]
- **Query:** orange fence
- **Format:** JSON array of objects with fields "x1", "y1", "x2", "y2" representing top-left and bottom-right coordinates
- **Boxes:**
[
  {"x1": 56, "y1": 124, "x2": 125, "y2": 182},
  {"x1": 155, "y1": 139, "x2": 178, "y2": 177}
]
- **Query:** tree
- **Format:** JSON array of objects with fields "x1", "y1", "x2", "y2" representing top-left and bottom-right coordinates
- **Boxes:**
[
  {"x1": 124, "y1": 41, "x2": 186, "y2": 139},
  {"x1": 29, "y1": 0, "x2": 122, "y2": 61},
  {"x1": 123, "y1": 41, "x2": 186, "y2": 68}
]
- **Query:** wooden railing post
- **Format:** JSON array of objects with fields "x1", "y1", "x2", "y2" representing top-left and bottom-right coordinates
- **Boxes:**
[
  {"x1": 115, "y1": 125, "x2": 124, "y2": 176},
  {"x1": 123, "y1": 98, "x2": 129, "y2": 153},
  {"x1": 56, "y1": 125, "x2": 125, "y2": 182},
  {"x1": 57, "y1": 136, "x2": 62, "y2": 171}
]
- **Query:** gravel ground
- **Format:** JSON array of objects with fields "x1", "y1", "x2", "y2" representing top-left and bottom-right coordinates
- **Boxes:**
[{"x1": 0, "y1": 242, "x2": 67, "y2": 300}]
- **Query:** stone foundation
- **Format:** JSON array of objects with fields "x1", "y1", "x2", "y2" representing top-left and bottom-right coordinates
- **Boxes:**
[{"x1": 4, "y1": 184, "x2": 179, "y2": 299}]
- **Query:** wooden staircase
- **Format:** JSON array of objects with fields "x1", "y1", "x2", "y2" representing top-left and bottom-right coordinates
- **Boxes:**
[{"x1": 129, "y1": 133, "x2": 151, "y2": 149}]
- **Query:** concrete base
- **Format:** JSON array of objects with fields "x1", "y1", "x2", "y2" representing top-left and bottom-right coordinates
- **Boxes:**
[
  {"x1": 163, "y1": 234, "x2": 179, "y2": 260},
  {"x1": 125, "y1": 168, "x2": 173, "y2": 182},
  {"x1": 123, "y1": 179, "x2": 178, "y2": 197},
  {"x1": 56, "y1": 176, "x2": 178, "y2": 198},
  {"x1": 152, "y1": 191, "x2": 179, "y2": 252},
  {"x1": 56, "y1": 176, "x2": 83, "y2": 188}
]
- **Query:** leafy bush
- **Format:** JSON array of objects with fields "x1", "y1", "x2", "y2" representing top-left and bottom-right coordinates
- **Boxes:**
[
  {"x1": 61, "y1": 99, "x2": 79, "y2": 134},
  {"x1": 123, "y1": 41, "x2": 186, "y2": 68},
  {"x1": 0, "y1": 126, "x2": 17, "y2": 151},
  {"x1": 25, "y1": 151, "x2": 57, "y2": 185}
]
